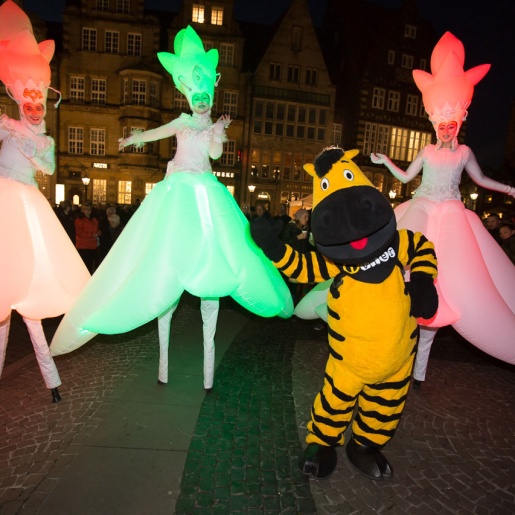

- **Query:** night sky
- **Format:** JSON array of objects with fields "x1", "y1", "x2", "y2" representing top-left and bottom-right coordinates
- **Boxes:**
[{"x1": 21, "y1": 0, "x2": 515, "y2": 168}]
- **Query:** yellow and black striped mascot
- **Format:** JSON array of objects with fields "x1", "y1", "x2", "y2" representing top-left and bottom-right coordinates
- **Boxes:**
[{"x1": 251, "y1": 147, "x2": 438, "y2": 480}]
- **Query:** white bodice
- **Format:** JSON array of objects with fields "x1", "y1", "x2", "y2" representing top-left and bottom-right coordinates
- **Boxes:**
[
  {"x1": 0, "y1": 116, "x2": 54, "y2": 187},
  {"x1": 413, "y1": 145, "x2": 471, "y2": 202},
  {"x1": 166, "y1": 113, "x2": 215, "y2": 175}
]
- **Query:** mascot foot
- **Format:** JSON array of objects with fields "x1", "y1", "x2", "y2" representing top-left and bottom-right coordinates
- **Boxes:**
[
  {"x1": 413, "y1": 379, "x2": 422, "y2": 390},
  {"x1": 299, "y1": 443, "x2": 337, "y2": 479},
  {"x1": 346, "y1": 438, "x2": 393, "y2": 480},
  {"x1": 205, "y1": 387, "x2": 213, "y2": 394},
  {"x1": 51, "y1": 387, "x2": 62, "y2": 403}
]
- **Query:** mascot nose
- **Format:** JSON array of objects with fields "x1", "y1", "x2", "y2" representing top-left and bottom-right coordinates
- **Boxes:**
[{"x1": 313, "y1": 186, "x2": 393, "y2": 243}]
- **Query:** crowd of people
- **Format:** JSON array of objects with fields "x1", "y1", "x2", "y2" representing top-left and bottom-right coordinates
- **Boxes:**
[{"x1": 53, "y1": 200, "x2": 139, "y2": 273}]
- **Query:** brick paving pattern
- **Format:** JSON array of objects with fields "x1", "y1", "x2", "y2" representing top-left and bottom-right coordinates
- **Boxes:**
[{"x1": 1, "y1": 304, "x2": 514, "y2": 514}]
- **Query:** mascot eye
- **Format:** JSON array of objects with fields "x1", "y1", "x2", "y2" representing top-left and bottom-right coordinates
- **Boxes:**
[
  {"x1": 321, "y1": 178, "x2": 330, "y2": 190},
  {"x1": 343, "y1": 169, "x2": 354, "y2": 181}
]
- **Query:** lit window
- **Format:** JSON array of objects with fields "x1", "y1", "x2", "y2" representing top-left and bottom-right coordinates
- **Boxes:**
[
  {"x1": 211, "y1": 7, "x2": 223, "y2": 25},
  {"x1": 92, "y1": 179, "x2": 107, "y2": 205},
  {"x1": 192, "y1": 4, "x2": 205, "y2": 23},
  {"x1": 118, "y1": 181, "x2": 132, "y2": 205},
  {"x1": 82, "y1": 28, "x2": 97, "y2": 51},
  {"x1": 145, "y1": 183, "x2": 156, "y2": 196}
]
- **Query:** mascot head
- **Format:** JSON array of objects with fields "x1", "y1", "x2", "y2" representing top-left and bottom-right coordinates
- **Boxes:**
[{"x1": 303, "y1": 147, "x2": 397, "y2": 265}]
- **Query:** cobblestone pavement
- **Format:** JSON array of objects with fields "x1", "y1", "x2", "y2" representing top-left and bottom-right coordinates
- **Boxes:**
[{"x1": 1, "y1": 302, "x2": 514, "y2": 514}]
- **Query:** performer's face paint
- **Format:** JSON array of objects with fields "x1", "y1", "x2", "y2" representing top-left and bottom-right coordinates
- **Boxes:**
[
  {"x1": 191, "y1": 92, "x2": 211, "y2": 115},
  {"x1": 22, "y1": 102, "x2": 45, "y2": 125}
]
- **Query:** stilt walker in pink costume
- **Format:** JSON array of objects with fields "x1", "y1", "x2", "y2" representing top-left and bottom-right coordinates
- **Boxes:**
[
  {"x1": 371, "y1": 32, "x2": 515, "y2": 385},
  {"x1": 0, "y1": 1, "x2": 90, "y2": 402}
]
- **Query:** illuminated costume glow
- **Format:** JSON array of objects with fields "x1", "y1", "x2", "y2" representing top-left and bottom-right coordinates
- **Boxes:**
[
  {"x1": 0, "y1": 1, "x2": 90, "y2": 401},
  {"x1": 50, "y1": 27, "x2": 293, "y2": 389}
]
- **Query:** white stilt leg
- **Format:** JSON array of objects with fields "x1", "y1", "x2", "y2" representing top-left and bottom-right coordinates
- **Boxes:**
[
  {"x1": 200, "y1": 298, "x2": 220, "y2": 389},
  {"x1": 0, "y1": 315, "x2": 11, "y2": 379},
  {"x1": 157, "y1": 301, "x2": 179, "y2": 384},
  {"x1": 413, "y1": 326, "x2": 439, "y2": 381},
  {"x1": 23, "y1": 317, "x2": 61, "y2": 389}
]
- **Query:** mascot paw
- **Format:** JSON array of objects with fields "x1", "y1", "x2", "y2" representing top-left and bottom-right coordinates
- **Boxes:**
[
  {"x1": 346, "y1": 438, "x2": 393, "y2": 480},
  {"x1": 299, "y1": 443, "x2": 337, "y2": 479},
  {"x1": 407, "y1": 272, "x2": 438, "y2": 320}
]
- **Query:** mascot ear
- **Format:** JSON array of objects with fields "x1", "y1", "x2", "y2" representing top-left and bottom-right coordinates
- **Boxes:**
[
  {"x1": 303, "y1": 162, "x2": 316, "y2": 177},
  {"x1": 344, "y1": 149, "x2": 360, "y2": 160}
]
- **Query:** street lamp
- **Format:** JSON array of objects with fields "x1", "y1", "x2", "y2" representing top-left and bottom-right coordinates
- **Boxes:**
[
  {"x1": 470, "y1": 192, "x2": 478, "y2": 212},
  {"x1": 81, "y1": 176, "x2": 91, "y2": 203},
  {"x1": 248, "y1": 184, "x2": 256, "y2": 207}
]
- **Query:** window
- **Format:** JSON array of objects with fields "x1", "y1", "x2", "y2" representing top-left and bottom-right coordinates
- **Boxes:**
[
  {"x1": 408, "y1": 176, "x2": 421, "y2": 196},
  {"x1": 287, "y1": 65, "x2": 300, "y2": 84},
  {"x1": 92, "y1": 179, "x2": 107, "y2": 205},
  {"x1": 116, "y1": 0, "x2": 129, "y2": 14},
  {"x1": 373, "y1": 173, "x2": 384, "y2": 192},
  {"x1": 90, "y1": 128, "x2": 106, "y2": 156},
  {"x1": 401, "y1": 54, "x2": 413, "y2": 69},
  {"x1": 70, "y1": 76, "x2": 85, "y2": 102},
  {"x1": 406, "y1": 94, "x2": 419, "y2": 116},
  {"x1": 105, "y1": 30, "x2": 119, "y2": 53},
  {"x1": 305, "y1": 68, "x2": 318, "y2": 86},
  {"x1": 96, "y1": 0, "x2": 109, "y2": 11},
  {"x1": 203, "y1": 41, "x2": 214, "y2": 51},
  {"x1": 145, "y1": 183, "x2": 156, "y2": 196},
  {"x1": 91, "y1": 78, "x2": 107, "y2": 104},
  {"x1": 388, "y1": 50, "x2": 395, "y2": 65},
  {"x1": 404, "y1": 24, "x2": 417, "y2": 38},
  {"x1": 127, "y1": 33, "x2": 142, "y2": 56},
  {"x1": 118, "y1": 181, "x2": 132, "y2": 205},
  {"x1": 419, "y1": 58, "x2": 427, "y2": 71},
  {"x1": 132, "y1": 80, "x2": 146, "y2": 105},
  {"x1": 387, "y1": 91, "x2": 400, "y2": 112},
  {"x1": 219, "y1": 44, "x2": 234, "y2": 66},
  {"x1": 149, "y1": 82, "x2": 158, "y2": 108},
  {"x1": 174, "y1": 91, "x2": 189, "y2": 111},
  {"x1": 68, "y1": 127, "x2": 84, "y2": 154},
  {"x1": 363, "y1": 123, "x2": 390, "y2": 156},
  {"x1": 221, "y1": 140, "x2": 236, "y2": 166},
  {"x1": 82, "y1": 28, "x2": 97, "y2": 51},
  {"x1": 269, "y1": 63, "x2": 281, "y2": 81},
  {"x1": 223, "y1": 91, "x2": 238, "y2": 118},
  {"x1": 332, "y1": 123, "x2": 342, "y2": 146},
  {"x1": 372, "y1": 87, "x2": 385, "y2": 109},
  {"x1": 211, "y1": 7, "x2": 223, "y2": 25},
  {"x1": 390, "y1": 127, "x2": 432, "y2": 161},
  {"x1": 291, "y1": 26, "x2": 303, "y2": 51},
  {"x1": 130, "y1": 126, "x2": 146, "y2": 153},
  {"x1": 192, "y1": 4, "x2": 205, "y2": 23}
]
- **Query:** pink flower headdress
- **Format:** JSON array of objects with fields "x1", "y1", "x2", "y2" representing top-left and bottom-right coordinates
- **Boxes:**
[{"x1": 413, "y1": 32, "x2": 490, "y2": 149}]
